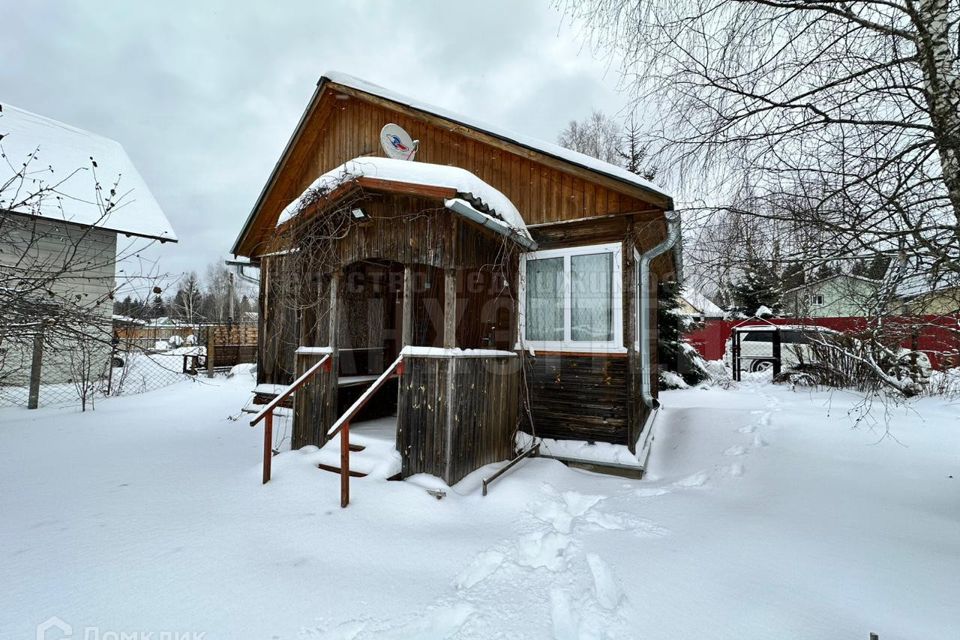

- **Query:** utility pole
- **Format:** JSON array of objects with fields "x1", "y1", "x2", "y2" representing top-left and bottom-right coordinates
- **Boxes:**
[{"x1": 228, "y1": 271, "x2": 236, "y2": 322}]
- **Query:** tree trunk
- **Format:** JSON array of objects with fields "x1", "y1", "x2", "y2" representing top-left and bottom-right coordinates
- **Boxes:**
[{"x1": 915, "y1": 0, "x2": 960, "y2": 227}]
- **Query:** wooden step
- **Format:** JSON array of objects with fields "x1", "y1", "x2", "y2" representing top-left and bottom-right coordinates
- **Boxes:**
[
  {"x1": 316, "y1": 463, "x2": 402, "y2": 482},
  {"x1": 348, "y1": 443, "x2": 366, "y2": 452},
  {"x1": 318, "y1": 462, "x2": 367, "y2": 478}
]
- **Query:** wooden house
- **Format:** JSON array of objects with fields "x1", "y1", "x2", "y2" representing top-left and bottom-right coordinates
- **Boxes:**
[{"x1": 232, "y1": 72, "x2": 679, "y2": 486}]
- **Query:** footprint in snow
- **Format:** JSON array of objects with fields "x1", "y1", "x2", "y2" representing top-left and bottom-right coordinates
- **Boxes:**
[
  {"x1": 586, "y1": 553, "x2": 624, "y2": 611},
  {"x1": 723, "y1": 445, "x2": 747, "y2": 456},
  {"x1": 752, "y1": 435, "x2": 769, "y2": 448},
  {"x1": 516, "y1": 531, "x2": 571, "y2": 571},
  {"x1": 725, "y1": 463, "x2": 745, "y2": 477},
  {"x1": 738, "y1": 424, "x2": 758, "y2": 434},
  {"x1": 583, "y1": 510, "x2": 669, "y2": 537},
  {"x1": 550, "y1": 588, "x2": 581, "y2": 640},
  {"x1": 366, "y1": 603, "x2": 474, "y2": 640},
  {"x1": 532, "y1": 500, "x2": 577, "y2": 534},
  {"x1": 531, "y1": 490, "x2": 605, "y2": 534},
  {"x1": 455, "y1": 550, "x2": 505, "y2": 590},
  {"x1": 635, "y1": 486, "x2": 671, "y2": 498},
  {"x1": 674, "y1": 471, "x2": 710, "y2": 488},
  {"x1": 562, "y1": 491, "x2": 605, "y2": 517}
]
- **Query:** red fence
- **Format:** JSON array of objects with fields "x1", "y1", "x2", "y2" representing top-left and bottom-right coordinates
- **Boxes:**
[{"x1": 686, "y1": 315, "x2": 960, "y2": 369}]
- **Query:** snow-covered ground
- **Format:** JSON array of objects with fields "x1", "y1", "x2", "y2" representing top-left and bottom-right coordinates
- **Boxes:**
[{"x1": 1, "y1": 375, "x2": 958, "y2": 639}]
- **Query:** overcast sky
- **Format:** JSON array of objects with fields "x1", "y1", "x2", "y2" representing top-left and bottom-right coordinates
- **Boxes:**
[{"x1": 2, "y1": 1, "x2": 629, "y2": 292}]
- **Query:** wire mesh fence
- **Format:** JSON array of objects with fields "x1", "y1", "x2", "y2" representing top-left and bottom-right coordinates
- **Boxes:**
[
  {"x1": 731, "y1": 327, "x2": 783, "y2": 381},
  {"x1": 0, "y1": 343, "x2": 203, "y2": 410},
  {"x1": 0, "y1": 321, "x2": 260, "y2": 410}
]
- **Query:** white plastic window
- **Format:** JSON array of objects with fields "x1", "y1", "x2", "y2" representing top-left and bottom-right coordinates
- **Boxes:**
[{"x1": 519, "y1": 242, "x2": 623, "y2": 352}]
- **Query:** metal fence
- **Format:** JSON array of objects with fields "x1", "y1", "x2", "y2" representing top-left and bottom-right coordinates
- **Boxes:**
[
  {"x1": 0, "y1": 320, "x2": 260, "y2": 410},
  {"x1": 0, "y1": 343, "x2": 203, "y2": 410},
  {"x1": 731, "y1": 327, "x2": 783, "y2": 381}
]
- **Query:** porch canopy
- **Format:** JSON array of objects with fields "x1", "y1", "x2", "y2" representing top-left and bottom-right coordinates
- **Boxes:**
[{"x1": 276, "y1": 156, "x2": 535, "y2": 249}]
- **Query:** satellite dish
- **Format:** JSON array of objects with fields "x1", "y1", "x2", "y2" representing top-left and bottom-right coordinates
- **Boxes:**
[{"x1": 380, "y1": 123, "x2": 419, "y2": 160}]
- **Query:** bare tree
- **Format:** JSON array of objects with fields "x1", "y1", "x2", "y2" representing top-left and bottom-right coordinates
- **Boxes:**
[
  {"x1": 564, "y1": 0, "x2": 960, "y2": 295},
  {"x1": 169, "y1": 271, "x2": 203, "y2": 324},
  {"x1": 560, "y1": 0, "x2": 960, "y2": 397},
  {"x1": 558, "y1": 109, "x2": 624, "y2": 164},
  {"x1": 0, "y1": 127, "x2": 165, "y2": 405}
]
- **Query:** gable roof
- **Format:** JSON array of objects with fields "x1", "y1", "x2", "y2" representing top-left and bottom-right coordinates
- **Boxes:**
[
  {"x1": 0, "y1": 103, "x2": 176, "y2": 242},
  {"x1": 232, "y1": 71, "x2": 673, "y2": 256}
]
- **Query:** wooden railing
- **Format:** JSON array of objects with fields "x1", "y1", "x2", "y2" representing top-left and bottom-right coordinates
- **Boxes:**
[
  {"x1": 250, "y1": 353, "x2": 331, "y2": 484},
  {"x1": 327, "y1": 354, "x2": 404, "y2": 507}
]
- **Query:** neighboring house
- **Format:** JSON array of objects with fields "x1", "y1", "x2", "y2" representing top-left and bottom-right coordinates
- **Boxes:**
[
  {"x1": 891, "y1": 261, "x2": 960, "y2": 315},
  {"x1": 902, "y1": 287, "x2": 960, "y2": 315},
  {"x1": 678, "y1": 285, "x2": 724, "y2": 321},
  {"x1": 783, "y1": 274, "x2": 881, "y2": 318},
  {"x1": 0, "y1": 104, "x2": 176, "y2": 388},
  {"x1": 232, "y1": 71, "x2": 679, "y2": 483}
]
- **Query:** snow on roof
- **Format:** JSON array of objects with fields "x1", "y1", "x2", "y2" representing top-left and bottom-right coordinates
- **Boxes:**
[
  {"x1": 0, "y1": 103, "x2": 176, "y2": 242},
  {"x1": 321, "y1": 71, "x2": 671, "y2": 203},
  {"x1": 112, "y1": 314, "x2": 146, "y2": 325},
  {"x1": 278, "y1": 156, "x2": 532, "y2": 243},
  {"x1": 888, "y1": 257, "x2": 959, "y2": 298},
  {"x1": 680, "y1": 285, "x2": 724, "y2": 317}
]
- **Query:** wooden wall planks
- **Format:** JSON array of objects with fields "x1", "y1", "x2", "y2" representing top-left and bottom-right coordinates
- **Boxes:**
[
  {"x1": 239, "y1": 90, "x2": 668, "y2": 257},
  {"x1": 398, "y1": 355, "x2": 519, "y2": 484},
  {"x1": 522, "y1": 354, "x2": 630, "y2": 445}
]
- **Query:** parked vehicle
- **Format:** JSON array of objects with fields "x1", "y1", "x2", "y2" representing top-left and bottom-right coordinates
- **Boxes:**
[
  {"x1": 724, "y1": 325, "x2": 932, "y2": 380},
  {"x1": 724, "y1": 325, "x2": 837, "y2": 373}
]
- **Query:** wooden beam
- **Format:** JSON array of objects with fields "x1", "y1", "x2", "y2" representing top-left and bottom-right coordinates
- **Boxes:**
[
  {"x1": 328, "y1": 270, "x2": 341, "y2": 347},
  {"x1": 356, "y1": 177, "x2": 457, "y2": 200},
  {"x1": 27, "y1": 327, "x2": 43, "y2": 410},
  {"x1": 526, "y1": 210, "x2": 663, "y2": 228},
  {"x1": 401, "y1": 265, "x2": 413, "y2": 347},
  {"x1": 340, "y1": 421, "x2": 350, "y2": 507},
  {"x1": 325, "y1": 270, "x2": 341, "y2": 441},
  {"x1": 263, "y1": 412, "x2": 273, "y2": 484},
  {"x1": 444, "y1": 268, "x2": 457, "y2": 349}
]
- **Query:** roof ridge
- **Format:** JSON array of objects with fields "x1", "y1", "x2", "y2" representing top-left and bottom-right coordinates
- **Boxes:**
[{"x1": 319, "y1": 70, "x2": 671, "y2": 203}]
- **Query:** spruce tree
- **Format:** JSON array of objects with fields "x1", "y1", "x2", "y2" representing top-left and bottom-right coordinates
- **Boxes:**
[
  {"x1": 658, "y1": 281, "x2": 706, "y2": 385},
  {"x1": 151, "y1": 295, "x2": 165, "y2": 319},
  {"x1": 618, "y1": 116, "x2": 659, "y2": 181},
  {"x1": 658, "y1": 281, "x2": 683, "y2": 372},
  {"x1": 729, "y1": 256, "x2": 783, "y2": 316}
]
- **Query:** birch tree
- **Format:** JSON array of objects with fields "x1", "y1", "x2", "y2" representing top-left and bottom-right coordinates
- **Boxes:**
[
  {"x1": 558, "y1": 110, "x2": 624, "y2": 164},
  {"x1": 564, "y1": 0, "x2": 960, "y2": 292}
]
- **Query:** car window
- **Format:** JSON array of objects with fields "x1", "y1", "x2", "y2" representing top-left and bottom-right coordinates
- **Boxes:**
[
  {"x1": 781, "y1": 330, "x2": 810, "y2": 344},
  {"x1": 742, "y1": 331, "x2": 773, "y2": 342}
]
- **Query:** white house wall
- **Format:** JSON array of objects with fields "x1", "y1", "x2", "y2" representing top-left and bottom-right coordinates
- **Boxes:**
[{"x1": 0, "y1": 214, "x2": 117, "y2": 387}]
